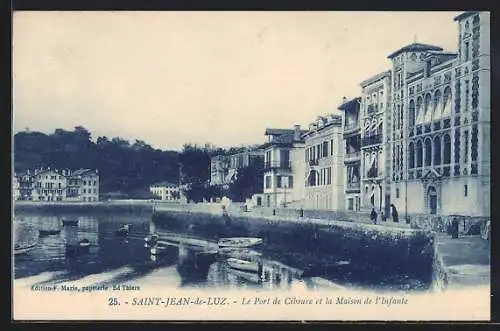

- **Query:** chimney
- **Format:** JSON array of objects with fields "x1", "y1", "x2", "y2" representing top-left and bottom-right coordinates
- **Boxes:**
[
  {"x1": 342, "y1": 96, "x2": 348, "y2": 104},
  {"x1": 293, "y1": 124, "x2": 301, "y2": 140}
]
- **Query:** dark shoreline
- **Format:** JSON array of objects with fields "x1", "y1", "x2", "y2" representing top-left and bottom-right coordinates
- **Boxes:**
[{"x1": 13, "y1": 201, "x2": 155, "y2": 215}]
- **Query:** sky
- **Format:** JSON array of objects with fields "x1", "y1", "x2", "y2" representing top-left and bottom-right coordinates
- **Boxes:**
[{"x1": 13, "y1": 11, "x2": 462, "y2": 151}]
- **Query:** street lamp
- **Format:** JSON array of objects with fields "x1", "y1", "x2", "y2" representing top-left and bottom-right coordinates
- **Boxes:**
[
  {"x1": 283, "y1": 183, "x2": 288, "y2": 208},
  {"x1": 374, "y1": 177, "x2": 384, "y2": 213}
]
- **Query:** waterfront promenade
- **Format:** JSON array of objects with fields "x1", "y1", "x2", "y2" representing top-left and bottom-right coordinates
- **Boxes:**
[{"x1": 434, "y1": 233, "x2": 490, "y2": 289}]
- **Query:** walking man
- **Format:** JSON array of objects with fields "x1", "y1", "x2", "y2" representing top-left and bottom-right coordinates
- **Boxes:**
[{"x1": 370, "y1": 207, "x2": 378, "y2": 225}]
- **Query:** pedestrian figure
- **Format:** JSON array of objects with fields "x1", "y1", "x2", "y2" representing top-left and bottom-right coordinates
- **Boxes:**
[
  {"x1": 391, "y1": 204, "x2": 399, "y2": 223},
  {"x1": 381, "y1": 211, "x2": 387, "y2": 222},
  {"x1": 370, "y1": 208, "x2": 378, "y2": 225}
]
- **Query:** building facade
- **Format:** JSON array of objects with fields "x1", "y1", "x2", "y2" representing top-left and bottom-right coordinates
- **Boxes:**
[
  {"x1": 32, "y1": 169, "x2": 68, "y2": 201},
  {"x1": 12, "y1": 176, "x2": 20, "y2": 201},
  {"x1": 387, "y1": 11, "x2": 490, "y2": 217},
  {"x1": 338, "y1": 97, "x2": 362, "y2": 211},
  {"x1": 14, "y1": 168, "x2": 100, "y2": 202},
  {"x1": 303, "y1": 115, "x2": 344, "y2": 210},
  {"x1": 150, "y1": 182, "x2": 181, "y2": 201},
  {"x1": 210, "y1": 150, "x2": 264, "y2": 186},
  {"x1": 260, "y1": 125, "x2": 306, "y2": 208},
  {"x1": 360, "y1": 71, "x2": 392, "y2": 215},
  {"x1": 67, "y1": 169, "x2": 100, "y2": 202}
]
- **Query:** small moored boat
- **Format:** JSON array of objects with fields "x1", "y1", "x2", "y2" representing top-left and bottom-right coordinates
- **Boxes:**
[
  {"x1": 218, "y1": 237, "x2": 263, "y2": 248},
  {"x1": 14, "y1": 242, "x2": 37, "y2": 256},
  {"x1": 226, "y1": 258, "x2": 260, "y2": 273},
  {"x1": 78, "y1": 239, "x2": 91, "y2": 247},
  {"x1": 39, "y1": 229, "x2": 61, "y2": 236},
  {"x1": 62, "y1": 219, "x2": 79, "y2": 226},
  {"x1": 116, "y1": 224, "x2": 130, "y2": 237}
]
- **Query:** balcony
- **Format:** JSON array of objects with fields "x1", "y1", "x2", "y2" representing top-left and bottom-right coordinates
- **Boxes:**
[
  {"x1": 343, "y1": 123, "x2": 360, "y2": 136},
  {"x1": 344, "y1": 151, "x2": 361, "y2": 163},
  {"x1": 308, "y1": 159, "x2": 319, "y2": 166},
  {"x1": 346, "y1": 182, "x2": 360, "y2": 192},
  {"x1": 361, "y1": 134, "x2": 382, "y2": 147},
  {"x1": 264, "y1": 161, "x2": 292, "y2": 171}
]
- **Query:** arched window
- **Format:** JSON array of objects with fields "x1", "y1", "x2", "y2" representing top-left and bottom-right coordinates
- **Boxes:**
[
  {"x1": 408, "y1": 142, "x2": 415, "y2": 169},
  {"x1": 434, "y1": 136, "x2": 442, "y2": 165},
  {"x1": 416, "y1": 140, "x2": 423, "y2": 168},
  {"x1": 432, "y1": 90, "x2": 442, "y2": 121},
  {"x1": 442, "y1": 87, "x2": 452, "y2": 117},
  {"x1": 416, "y1": 96, "x2": 424, "y2": 124},
  {"x1": 424, "y1": 94, "x2": 433, "y2": 123},
  {"x1": 425, "y1": 138, "x2": 432, "y2": 166},
  {"x1": 409, "y1": 99, "x2": 415, "y2": 127},
  {"x1": 443, "y1": 134, "x2": 451, "y2": 164}
]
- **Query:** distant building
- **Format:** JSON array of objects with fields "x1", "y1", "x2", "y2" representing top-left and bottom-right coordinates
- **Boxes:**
[
  {"x1": 260, "y1": 125, "x2": 306, "y2": 208},
  {"x1": 210, "y1": 155, "x2": 230, "y2": 186},
  {"x1": 338, "y1": 97, "x2": 362, "y2": 211},
  {"x1": 13, "y1": 168, "x2": 100, "y2": 202},
  {"x1": 210, "y1": 149, "x2": 264, "y2": 186},
  {"x1": 67, "y1": 169, "x2": 100, "y2": 202},
  {"x1": 303, "y1": 114, "x2": 344, "y2": 210},
  {"x1": 150, "y1": 182, "x2": 180, "y2": 201},
  {"x1": 12, "y1": 175, "x2": 20, "y2": 201},
  {"x1": 32, "y1": 168, "x2": 68, "y2": 201}
]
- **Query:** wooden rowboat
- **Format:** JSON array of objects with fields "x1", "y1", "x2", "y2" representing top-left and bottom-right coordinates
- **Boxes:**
[
  {"x1": 39, "y1": 229, "x2": 61, "y2": 236},
  {"x1": 62, "y1": 219, "x2": 79, "y2": 226},
  {"x1": 226, "y1": 258, "x2": 260, "y2": 273},
  {"x1": 218, "y1": 237, "x2": 263, "y2": 248},
  {"x1": 14, "y1": 242, "x2": 37, "y2": 255}
]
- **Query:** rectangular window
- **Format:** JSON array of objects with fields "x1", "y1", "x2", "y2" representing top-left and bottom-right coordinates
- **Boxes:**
[
  {"x1": 465, "y1": 80, "x2": 469, "y2": 111},
  {"x1": 265, "y1": 176, "x2": 271, "y2": 189},
  {"x1": 280, "y1": 149, "x2": 290, "y2": 166},
  {"x1": 330, "y1": 139, "x2": 334, "y2": 155},
  {"x1": 464, "y1": 130, "x2": 469, "y2": 163},
  {"x1": 464, "y1": 184, "x2": 468, "y2": 197},
  {"x1": 317, "y1": 145, "x2": 321, "y2": 159},
  {"x1": 425, "y1": 60, "x2": 431, "y2": 77},
  {"x1": 277, "y1": 176, "x2": 282, "y2": 188},
  {"x1": 288, "y1": 176, "x2": 293, "y2": 189},
  {"x1": 323, "y1": 141, "x2": 329, "y2": 157},
  {"x1": 396, "y1": 187, "x2": 400, "y2": 198},
  {"x1": 464, "y1": 41, "x2": 470, "y2": 61},
  {"x1": 348, "y1": 198, "x2": 354, "y2": 211}
]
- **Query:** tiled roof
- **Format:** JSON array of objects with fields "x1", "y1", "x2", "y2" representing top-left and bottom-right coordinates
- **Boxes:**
[
  {"x1": 360, "y1": 70, "x2": 391, "y2": 88},
  {"x1": 265, "y1": 128, "x2": 295, "y2": 136},
  {"x1": 454, "y1": 11, "x2": 479, "y2": 22},
  {"x1": 387, "y1": 43, "x2": 443, "y2": 59},
  {"x1": 338, "y1": 97, "x2": 361, "y2": 110},
  {"x1": 71, "y1": 169, "x2": 96, "y2": 176}
]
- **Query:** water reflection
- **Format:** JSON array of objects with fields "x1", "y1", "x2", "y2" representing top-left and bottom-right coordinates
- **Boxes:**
[{"x1": 14, "y1": 212, "x2": 345, "y2": 291}]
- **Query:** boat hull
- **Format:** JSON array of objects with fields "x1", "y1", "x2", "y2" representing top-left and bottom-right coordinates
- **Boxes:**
[
  {"x1": 218, "y1": 237, "x2": 263, "y2": 248},
  {"x1": 14, "y1": 243, "x2": 37, "y2": 255},
  {"x1": 226, "y1": 258, "x2": 260, "y2": 273}
]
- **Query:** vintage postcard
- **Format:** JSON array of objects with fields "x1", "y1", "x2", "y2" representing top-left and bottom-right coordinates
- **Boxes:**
[{"x1": 12, "y1": 11, "x2": 490, "y2": 321}]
